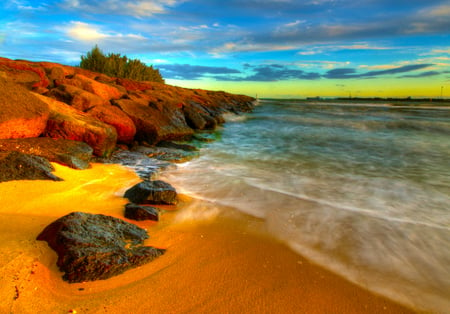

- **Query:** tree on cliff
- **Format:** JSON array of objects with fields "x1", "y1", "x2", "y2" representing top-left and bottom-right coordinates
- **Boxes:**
[{"x1": 80, "y1": 45, "x2": 165, "y2": 83}]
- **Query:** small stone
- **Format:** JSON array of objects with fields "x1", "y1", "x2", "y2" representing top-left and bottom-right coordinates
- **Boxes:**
[{"x1": 125, "y1": 203, "x2": 159, "y2": 221}]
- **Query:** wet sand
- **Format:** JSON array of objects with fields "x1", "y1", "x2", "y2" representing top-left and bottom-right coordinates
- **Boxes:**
[{"x1": 0, "y1": 163, "x2": 417, "y2": 313}]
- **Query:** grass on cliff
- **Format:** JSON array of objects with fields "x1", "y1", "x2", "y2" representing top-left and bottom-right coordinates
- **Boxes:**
[{"x1": 80, "y1": 45, "x2": 164, "y2": 83}]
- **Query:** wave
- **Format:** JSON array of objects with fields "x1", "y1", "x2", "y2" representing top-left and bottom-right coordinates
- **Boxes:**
[{"x1": 165, "y1": 165, "x2": 450, "y2": 313}]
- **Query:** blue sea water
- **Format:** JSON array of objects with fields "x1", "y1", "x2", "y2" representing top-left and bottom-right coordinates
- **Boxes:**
[{"x1": 162, "y1": 99, "x2": 450, "y2": 312}]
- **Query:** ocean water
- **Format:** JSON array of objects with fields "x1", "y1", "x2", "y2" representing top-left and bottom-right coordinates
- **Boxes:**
[{"x1": 161, "y1": 99, "x2": 450, "y2": 312}]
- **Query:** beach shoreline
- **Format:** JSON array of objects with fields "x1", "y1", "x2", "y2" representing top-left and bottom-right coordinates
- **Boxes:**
[{"x1": 0, "y1": 163, "x2": 418, "y2": 313}]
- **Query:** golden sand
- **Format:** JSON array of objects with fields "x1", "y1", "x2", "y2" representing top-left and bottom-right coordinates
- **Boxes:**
[{"x1": 0, "y1": 164, "x2": 416, "y2": 313}]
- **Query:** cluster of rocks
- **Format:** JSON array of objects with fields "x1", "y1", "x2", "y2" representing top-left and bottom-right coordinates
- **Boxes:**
[
  {"x1": 0, "y1": 56, "x2": 254, "y2": 179},
  {"x1": 0, "y1": 56, "x2": 255, "y2": 282},
  {"x1": 37, "y1": 178, "x2": 177, "y2": 283}
]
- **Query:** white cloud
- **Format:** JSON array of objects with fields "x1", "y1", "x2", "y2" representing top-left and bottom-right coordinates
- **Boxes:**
[
  {"x1": 211, "y1": 42, "x2": 295, "y2": 55},
  {"x1": 296, "y1": 60, "x2": 350, "y2": 70},
  {"x1": 60, "y1": 0, "x2": 182, "y2": 17},
  {"x1": 66, "y1": 22, "x2": 108, "y2": 41},
  {"x1": 64, "y1": 21, "x2": 146, "y2": 42},
  {"x1": 430, "y1": 48, "x2": 450, "y2": 55},
  {"x1": 359, "y1": 64, "x2": 398, "y2": 70},
  {"x1": 422, "y1": 4, "x2": 450, "y2": 18},
  {"x1": 297, "y1": 43, "x2": 392, "y2": 56}
]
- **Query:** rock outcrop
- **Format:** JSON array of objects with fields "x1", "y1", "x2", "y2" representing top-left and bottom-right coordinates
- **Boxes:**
[
  {"x1": 0, "y1": 151, "x2": 61, "y2": 182},
  {"x1": 36, "y1": 212, "x2": 166, "y2": 283},
  {"x1": 55, "y1": 74, "x2": 123, "y2": 101},
  {"x1": 113, "y1": 98, "x2": 193, "y2": 144},
  {"x1": 0, "y1": 57, "x2": 255, "y2": 158},
  {"x1": 0, "y1": 78, "x2": 49, "y2": 139},
  {"x1": 34, "y1": 93, "x2": 118, "y2": 157},
  {"x1": 0, "y1": 138, "x2": 93, "y2": 169}
]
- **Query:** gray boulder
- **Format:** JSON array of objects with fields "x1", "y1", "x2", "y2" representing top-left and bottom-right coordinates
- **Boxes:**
[
  {"x1": 124, "y1": 180, "x2": 177, "y2": 205},
  {"x1": 0, "y1": 151, "x2": 62, "y2": 182},
  {"x1": 36, "y1": 212, "x2": 165, "y2": 283}
]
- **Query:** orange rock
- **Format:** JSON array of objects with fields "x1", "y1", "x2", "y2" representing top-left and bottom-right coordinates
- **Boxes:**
[
  {"x1": 113, "y1": 99, "x2": 193, "y2": 144},
  {"x1": 56, "y1": 74, "x2": 123, "y2": 101},
  {"x1": 0, "y1": 58, "x2": 50, "y2": 89},
  {"x1": 0, "y1": 79, "x2": 49, "y2": 139},
  {"x1": 116, "y1": 78, "x2": 154, "y2": 92},
  {"x1": 47, "y1": 85, "x2": 136, "y2": 144},
  {"x1": 38, "y1": 61, "x2": 76, "y2": 77},
  {"x1": 87, "y1": 104, "x2": 136, "y2": 144},
  {"x1": 33, "y1": 94, "x2": 117, "y2": 157}
]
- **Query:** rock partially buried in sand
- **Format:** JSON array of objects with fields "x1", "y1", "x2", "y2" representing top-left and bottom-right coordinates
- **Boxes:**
[
  {"x1": 125, "y1": 180, "x2": 177, "y2": 205},
  {"x1": 0, "y1": 137, "x2": 93, "y2": 170},
  {"x1": 0, "y1": 151, "x2": 62, "y2": 182},
  {"x1": 36, "y1": 212, "x2": 165, "y2": 283},
  {"x1": 125, "y1": 203, "x2": 159, "y2": 221}
]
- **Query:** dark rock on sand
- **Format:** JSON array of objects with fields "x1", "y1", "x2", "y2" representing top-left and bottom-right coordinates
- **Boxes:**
[
  {"x1": 36, "y1": 212, "x2": 165, "y2": 283},
  {"x1": 0, "y1": 151, "x2": 62, "y2": 182},
  {"x1": 125, "y1": 203, "x2": 159, "y2": 221},
  {"x1": 0, "y1": 137, "x2": 93, "y2": 169},
  {"x1": 124, "y1": 180, "x2": 177, "y2": 205}
]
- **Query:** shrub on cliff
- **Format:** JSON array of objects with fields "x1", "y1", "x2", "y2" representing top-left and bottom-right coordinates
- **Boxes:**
[{"x1": 80, "y1": 45, "x2": 164, "y2": 83}]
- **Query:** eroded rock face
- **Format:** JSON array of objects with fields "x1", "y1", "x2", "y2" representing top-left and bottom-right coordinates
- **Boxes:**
[
  {"x1": 0, "y1": 138, "x2": 93, "y2": 169},
  {"x1": 0, "y1": 151, "x2": 61, "y2": 182},
  {"x1": 0, "y1": 58, "x2": 50, "y2": 89},
  {"x1": 47, "y1": 84, "x2": 136, "y2": 144},
  {"x1": 113, "y1": 98, "x2": 194, "y2": 144},
  {"x1": 55, "y1": 74, "x2": 123, "y2": 101},
  {"x1": 0, "y1": 79, "x2": 49, "y2": 139},
  {"x1": 125, "y1": 180, "x2": 177, "y2": 205},
  {"x1": 34, "y1": 93, "x2": 117, "y2": 157},
  {"x1": 36, "y1": 212, "x2": 165, "y2": 283}
]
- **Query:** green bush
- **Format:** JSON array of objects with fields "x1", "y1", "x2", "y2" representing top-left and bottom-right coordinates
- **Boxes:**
[{"x1": 79, "y1": 45, "x2": 164, "y2": 83}]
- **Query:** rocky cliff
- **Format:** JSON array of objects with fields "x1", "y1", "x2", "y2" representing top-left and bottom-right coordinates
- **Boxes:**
[{"x1": 0, "y1": 56, "x2": 255, "y2": 177}]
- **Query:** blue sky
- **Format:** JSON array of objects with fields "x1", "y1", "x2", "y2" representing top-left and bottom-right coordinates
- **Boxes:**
[{"x1": 1, "y1": 0, "x2": 449, "y2": 98}]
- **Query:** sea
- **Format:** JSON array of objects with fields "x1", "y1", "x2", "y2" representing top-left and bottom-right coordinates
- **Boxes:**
[{"x1": 160, "y1": 99, "x2": 450, "y2": 313}]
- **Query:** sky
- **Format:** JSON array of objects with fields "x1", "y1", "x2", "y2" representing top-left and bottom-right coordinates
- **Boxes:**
[{"x1": 1, "y1": 0, "x2": 449, "y2": 98}]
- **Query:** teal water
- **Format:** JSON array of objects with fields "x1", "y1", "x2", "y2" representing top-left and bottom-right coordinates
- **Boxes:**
[{"x1": 162, "y1": 99, "x2": 450, "y2": 312}]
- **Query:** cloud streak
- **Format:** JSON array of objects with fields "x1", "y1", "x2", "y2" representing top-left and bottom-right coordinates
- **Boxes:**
[
  {"x1": 161, "y1": 62, "x2": 438, "y2": 82},
  {"x1": 59, "y1": 0, "x2": 182, "y2": 17},
  {"x1": 324, "y1": 64, "x2": 434, "y2": 79},
  {"x1": 159, "y1": 64, "x2": 241, "y2": 80}
]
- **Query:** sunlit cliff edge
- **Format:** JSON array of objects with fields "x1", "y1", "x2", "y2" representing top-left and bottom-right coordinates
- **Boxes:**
[{"x1": 0, "y1": 56, "x2": 255, "y2": 170}]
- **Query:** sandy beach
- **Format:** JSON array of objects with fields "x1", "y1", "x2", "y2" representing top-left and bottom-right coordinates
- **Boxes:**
[{"x1": 0, "y1": 163, "x2": 417, "y2": 313}]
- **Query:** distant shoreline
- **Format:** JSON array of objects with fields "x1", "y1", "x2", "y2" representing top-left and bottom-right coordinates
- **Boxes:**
[{"x1": 261, "y1": 97, "x2": 450, "y2": 107}]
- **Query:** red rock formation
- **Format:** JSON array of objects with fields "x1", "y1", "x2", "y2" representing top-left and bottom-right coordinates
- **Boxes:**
[
  {"x1": 116, "y1": 78, "x2": 154, "y2": 92},
  {"x1": 55, "y1": 74, "x2": 123, "y2": 101},
  {"x1": 34, "y1": 93, "x2": 117, "y2": 157},
  {"x1": 113, "y1": 98, "x2": 193, "y2": 144},
  {"x1": 0, "y1": 58, "x2": 49, "y2": 89},
  {"x1": 0, "y1": 78, "x2": 49, "y2": 139},
  {"x1": 47, "y1": 84, "x2": 136, "y2": 144},
  {"x1": 0, "y1": 56, "x2": 255, "y2": 156}
]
